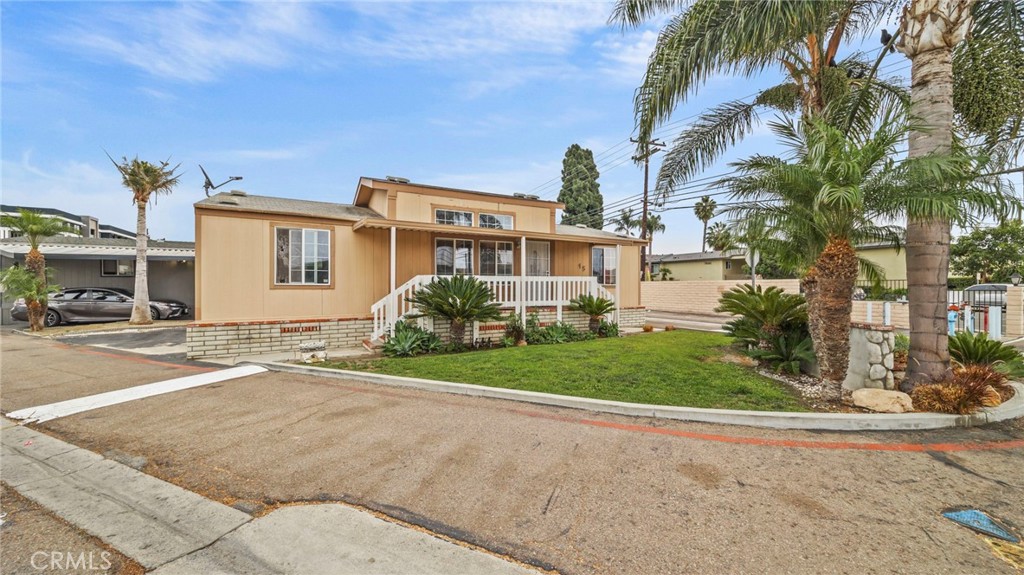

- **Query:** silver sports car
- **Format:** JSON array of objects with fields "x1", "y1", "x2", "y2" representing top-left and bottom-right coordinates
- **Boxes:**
[{"x1": 11, "y1": 287, "x2": 189, "y2": 327}]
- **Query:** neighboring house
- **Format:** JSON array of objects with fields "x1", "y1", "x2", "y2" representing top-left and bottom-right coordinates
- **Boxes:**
[
  {"x1": 0, "y1": 204, "x2": 137, "y2": 240},
  {"x1": 189, "y1": 177, "x2": 648, "y2": 358},
  {"x1": 650, "y1": 244, "x2": 906, "y2": 283},
  {"x1": 651, "y1": 250, "x2": 747, "y2": 281},
  {"x1": 0, "y1": 237, "x2": 194, "y2": 324}
]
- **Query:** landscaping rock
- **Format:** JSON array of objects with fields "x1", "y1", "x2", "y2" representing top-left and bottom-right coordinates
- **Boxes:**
[
  {"x1": 852, "y1": 389, "x2": 913, "y2": 413},
  {"x1": 869, "y1": 364, "x2": 887, "y2": 381},
  {"x1": 866, "y1": 331, "x2": 883, "y2": 344}
]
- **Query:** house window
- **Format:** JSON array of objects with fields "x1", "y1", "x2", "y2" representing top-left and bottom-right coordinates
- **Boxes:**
[
  {"x1": 101, "y1": 259, "x2": 135, "y2": 277},
  {"x1": 480, "y1": 241, "x2": 514, "y2": 276},
  {"x1": 592, "y1": 246, "x2": 617, "y2": 285},
  {"x1": 435, "y1": 239, "x2": 474, "y2": 275},
  {"x1": 275, "y1": 227, "x2": 330, "y2": 285},
  {"x1": 435, "y1": 209, "x2": 473, "y2": 227},
  {"x1": 725, "y1": 261, "x2": 733, "y2": 270},
  {"x1": 479, "y1": 213, "x2": 513, "y2": 230}
]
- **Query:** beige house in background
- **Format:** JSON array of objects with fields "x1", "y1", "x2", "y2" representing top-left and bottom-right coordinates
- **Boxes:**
[
  {"x1": 650, "y1": 244, "x2": 906, "y2": 282},
  {"x1": 188, "y1": 177, "x2": 647, "y2": 358}
]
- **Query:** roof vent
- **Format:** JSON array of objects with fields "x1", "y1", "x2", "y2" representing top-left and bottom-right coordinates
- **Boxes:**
[
  {"x1": 385, "y1": 176, "x2": 410, "y2": 184},
  {"x1": 575, "y1": 224, "x2": 588, "y2": 229},
  {"x1": 513, "y1": 193, "x2": 528, "y2": 198},
  {"x1": 229, "y1": 189, "x2": 247, "y2": 197},
  {"x1": 217, "y1": 198, "x2": 239, "y2": 206},
  {"x1": 526, "y1": 194, "x2": 540, "y2": 200}
]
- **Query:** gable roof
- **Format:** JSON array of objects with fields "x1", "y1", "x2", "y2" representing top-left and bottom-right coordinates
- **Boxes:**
[
  {"x1": 355, "y1": 177, "x2": 565, "y2": 209},
  {"x1": 195, "y1": 192, "x2": 382, "y2": 222}
]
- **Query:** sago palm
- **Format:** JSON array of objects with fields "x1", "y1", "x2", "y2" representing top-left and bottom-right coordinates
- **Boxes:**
[
  {"x1": 406, "y1": 275, "x2": 503, "y2": 344},
  {"x1": 0, "y1": 209, "x2": 76, "y2": 330},
  {"x1": 569, "y1": 294, "x2": 617, "y2": 333},
  {"x1": 610, "y1": 0, "x2": 906, "y2": 194},
  {"x1": 109, "y1": 155, "x2": 181, "y2": 325}
]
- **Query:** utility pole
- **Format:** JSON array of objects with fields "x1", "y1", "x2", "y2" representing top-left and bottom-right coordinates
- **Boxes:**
[{"x1": 631, "y1": 137, "x2": 665, "y2": 281}]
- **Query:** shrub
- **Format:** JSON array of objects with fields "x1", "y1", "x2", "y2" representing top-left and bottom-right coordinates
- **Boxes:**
[
  {"x1": 716, "y1": 285, "x2": 807, "y2": 349},
  {"x1": 504, "y1": 312, "x2": 526, "y2": 344},
  {"x1": 568, "y1": 295, "x2": 616, "y2": 333},
  {"x1": 382, "y1": 321, "x2": 442, "y2": 357},
  {"x1": 910, "y1": 364, "x2": 1007, "y2": 414},
  {"x1": 948, "y1": 331, "x2": 1022, "y2": 369},
  {"x1": 746, "y1": 333, "x2": 816, "y2": 375},
  {"x1": 597, "y1": 319, "x2": 619, "y2": 338},
  {"x1": 526, "y1": 320, "x2": 594, "y2": 345},
  {"x1": 893, "y1": 333, "x2": 910, "y2": 353}
]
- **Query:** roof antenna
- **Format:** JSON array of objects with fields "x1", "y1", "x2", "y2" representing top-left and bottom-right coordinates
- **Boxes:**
[{"x1": 199, "y1": 165, "x2": 243, "y2": 197}]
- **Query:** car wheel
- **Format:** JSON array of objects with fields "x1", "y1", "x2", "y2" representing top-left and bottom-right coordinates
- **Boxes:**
[
  {"x1": 45, "y1": 310, "x2": 61, "y2": 328},
  {"x1": 150, "y1": 306, "x2": 162, "y2": 320}
]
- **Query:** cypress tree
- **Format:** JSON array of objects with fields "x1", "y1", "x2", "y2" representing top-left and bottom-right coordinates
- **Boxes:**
[{"x1": 557, "y1": 144, "x2": 603, "y2": 229}]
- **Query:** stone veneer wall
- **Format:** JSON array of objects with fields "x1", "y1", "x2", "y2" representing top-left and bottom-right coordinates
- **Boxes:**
[
  {"x1": 187, "y1": 307, "x2": 647, "y2": 359},
  {"x1": 187, "y1": 318, "x2": 373, "y2": 359},
  {"x1": 843, "y1": 323, "x2": 896, "y2": 391}
]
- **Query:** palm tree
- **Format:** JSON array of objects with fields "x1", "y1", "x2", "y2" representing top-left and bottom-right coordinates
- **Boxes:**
[
  {"x1": 609, "y1": 208, "x2": 640, "y2": 236},
  {"x1": 722, "y1": 112, "x2": 1014, "y2": 391},
  {"x1": 0, "y1": 209, "x2": 75, "y2": 330},
  {"x1": 693, "y1": 196, "x2": 717, "y2": 251},
  {"x1": 705, "y1": 222, "x2": 733, "y2": 252},
  {"x1": 610, "y1": 0, "x2": 906, "y2": 194},
  {"x1": 109, "y1": 155, "x2": 181, "y2": 325},
  {"x1": 643, "y1": 213, "x2": 667, "y2": 256},
  {"x1": 893, "y1": 0, "x2": 1024, "y2": 388},
  {"x1": 569, "y1": 294, "x2": 617, "y2": 333}
]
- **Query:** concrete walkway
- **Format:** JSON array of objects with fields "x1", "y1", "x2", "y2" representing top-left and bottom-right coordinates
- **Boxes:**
[{"x1": 1, "y1": 417, "x2": 539, "y2": 574}]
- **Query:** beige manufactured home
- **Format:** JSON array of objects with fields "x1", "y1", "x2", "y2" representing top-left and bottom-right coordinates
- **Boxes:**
[{"x1": 188, "y1": 177, "x2": 647, "y2": 358}]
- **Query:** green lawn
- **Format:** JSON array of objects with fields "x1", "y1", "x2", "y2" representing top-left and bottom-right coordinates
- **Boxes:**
[{"x1": 321, "y1": 330, "x2": 808, "y2": 412}]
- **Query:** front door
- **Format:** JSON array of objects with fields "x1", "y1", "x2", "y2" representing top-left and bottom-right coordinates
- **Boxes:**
[{"x1": 525, "y1": 241, "x2": 550, "y2": 276}]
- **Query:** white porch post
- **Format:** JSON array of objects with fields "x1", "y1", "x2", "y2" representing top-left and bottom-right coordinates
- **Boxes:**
[
  {"x1": 615, "y1": 244, "x2": 621, "y2": 324},
  {"x1": 520, "y1": 236, "x2": 527, "y2": 318},
  {"x1": 388, "y1": 226, "x2": 396, "y2": 334}
]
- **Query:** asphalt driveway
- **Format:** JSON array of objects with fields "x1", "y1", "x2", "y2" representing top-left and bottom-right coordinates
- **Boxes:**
[
  {"x1": 3, "y1": 331, "x2": 1023, "y2": 574},
  {"x1": 56, "y1": 327, "x2": 187, "y2": 358}
]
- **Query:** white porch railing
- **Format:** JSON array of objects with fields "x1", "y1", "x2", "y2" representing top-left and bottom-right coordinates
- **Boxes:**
[{"x1": 371, "y1": 275, "x2": 615, "y2": 341}]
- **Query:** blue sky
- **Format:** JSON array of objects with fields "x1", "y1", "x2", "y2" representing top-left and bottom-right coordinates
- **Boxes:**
[{"x1": 2, "y1": 1, "x2": 909, "y2": 252}]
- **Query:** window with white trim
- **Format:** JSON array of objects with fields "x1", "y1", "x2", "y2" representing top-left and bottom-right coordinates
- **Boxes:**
[
  {"x1": 525, "y1": 241, "x2": 550, "y2": 276},
  {"x1": 592, "y1": 246, "x2": 617, "y2": 285},
  {"x1": 275, "y1": 227, "x2": 330, "y2": 285},
  {"x1": 480, "y1": 241, "x2": 514, "y2": 276},
  {"x1": 435, "y1": 209, "x2": 473, "y2": 227},
  {"x1": 435, "y1": 239, "x2": 474, "y2": 275},
  {"x1": 101, "y1": 259, "x2": 135, "y2": 277},
  {"x1": 479, "y1": 213, "x2": 513, "y2": 230}
]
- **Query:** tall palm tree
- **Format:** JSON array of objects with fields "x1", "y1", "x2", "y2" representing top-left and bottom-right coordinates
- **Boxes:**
[
  {"x1": 609, "y1": 208, "x2": 640, "y2": 236},
  {"x1": 610, "y1": 0, "x2": 905, "y2": 194},
  {"x1": 723, "y1": 112, "x2": 1015, "y2": 391},
  {"x1": 705, "y1": 222, "x2": 734, "y2": 252},
  {"x1": 643, "y1": 213, "x2": 667, "y2": 256},
  {"x1": 693, "y1": 195, "x2": 717, "y2": 251},
  {"x1": 893, "y1": 0, "x2": 1024, "y2": 388},
  {"x1": 109, "y1": 155, "x2": 181, "y2": 325},
  {"x1": 0, "y1": 209, "x2": 75, "y2": 330}
]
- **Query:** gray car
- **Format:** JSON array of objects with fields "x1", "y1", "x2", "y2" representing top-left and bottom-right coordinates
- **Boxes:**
[
  {"x1": 11, "y1": 287, "x2": 189, "y2": 327},
  {"x1": 962, "y1": 283, "x2": 1009, "y2": 309}
]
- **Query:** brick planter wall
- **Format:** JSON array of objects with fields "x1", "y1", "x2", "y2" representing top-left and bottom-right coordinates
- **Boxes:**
[{"x1": 187, "y1": 318, "x2": 373, "y2": 359}]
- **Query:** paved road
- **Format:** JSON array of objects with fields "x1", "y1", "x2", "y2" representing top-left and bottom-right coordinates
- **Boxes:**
[{"x1": 3, "y1": 331, "x2": 1023, "y2": 574}]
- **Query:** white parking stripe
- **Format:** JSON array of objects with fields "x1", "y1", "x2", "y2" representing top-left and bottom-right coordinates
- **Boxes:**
[{"x1": 6, "y1": 365, "x2": 267, "y2": 424}]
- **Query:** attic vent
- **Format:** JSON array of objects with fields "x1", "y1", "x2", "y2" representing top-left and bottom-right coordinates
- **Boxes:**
[
  {"x1": 385, "y1": 176, "x2": 410, "y2": 184},
  {"x1": 217, "y1": 198, "x2": 240, "y2": 206},
  {"x1": 575, "y1": 224, "x2": 588, "y2": 229},
  {"x1": 229, "y1": 189, "x2": 247, "y2": 197}
]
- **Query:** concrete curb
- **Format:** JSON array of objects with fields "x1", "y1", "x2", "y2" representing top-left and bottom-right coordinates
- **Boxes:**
[{"x1": 253, "y1": 361, "x2": 1024, "y2": 431}]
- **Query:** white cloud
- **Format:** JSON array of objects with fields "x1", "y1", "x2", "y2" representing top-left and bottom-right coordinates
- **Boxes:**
[
  {"x1": 59, "y1": 2, "x2": 323, "y2": 82},
  {"x1": 593, "y1": 28, "x2": 658, "y2": 85}
]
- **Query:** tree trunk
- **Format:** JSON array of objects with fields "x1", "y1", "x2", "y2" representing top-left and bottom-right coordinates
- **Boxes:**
[
  {"x1": 702, "y1": 221, "x2": 708, "y2": 252},
  {"x1": 809, "y1": 238, "x2": 860, "y2": 394},
  {"x1": 450, "y1": 320, "x2": 466, "y2": 346},
  {"x1": 801, "y1": 269, "x2": 821, "y2": 369},
  {"x1": 130, "y1": 203, "x2": 153, "y2": 325},
  {"x1": 898, "y1": 0, "x2": 972, "y2": 389},
  {"x1": 589, "y1": 316, "x2": 600, "y2": 334},
  {"x1": 25, "y1": 247, "x2": 46, "y2": 331}
]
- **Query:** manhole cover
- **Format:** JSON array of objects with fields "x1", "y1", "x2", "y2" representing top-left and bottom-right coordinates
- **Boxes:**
[{"x1": 943, "y1": 509, "x2": 1020, "y2": 543}]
